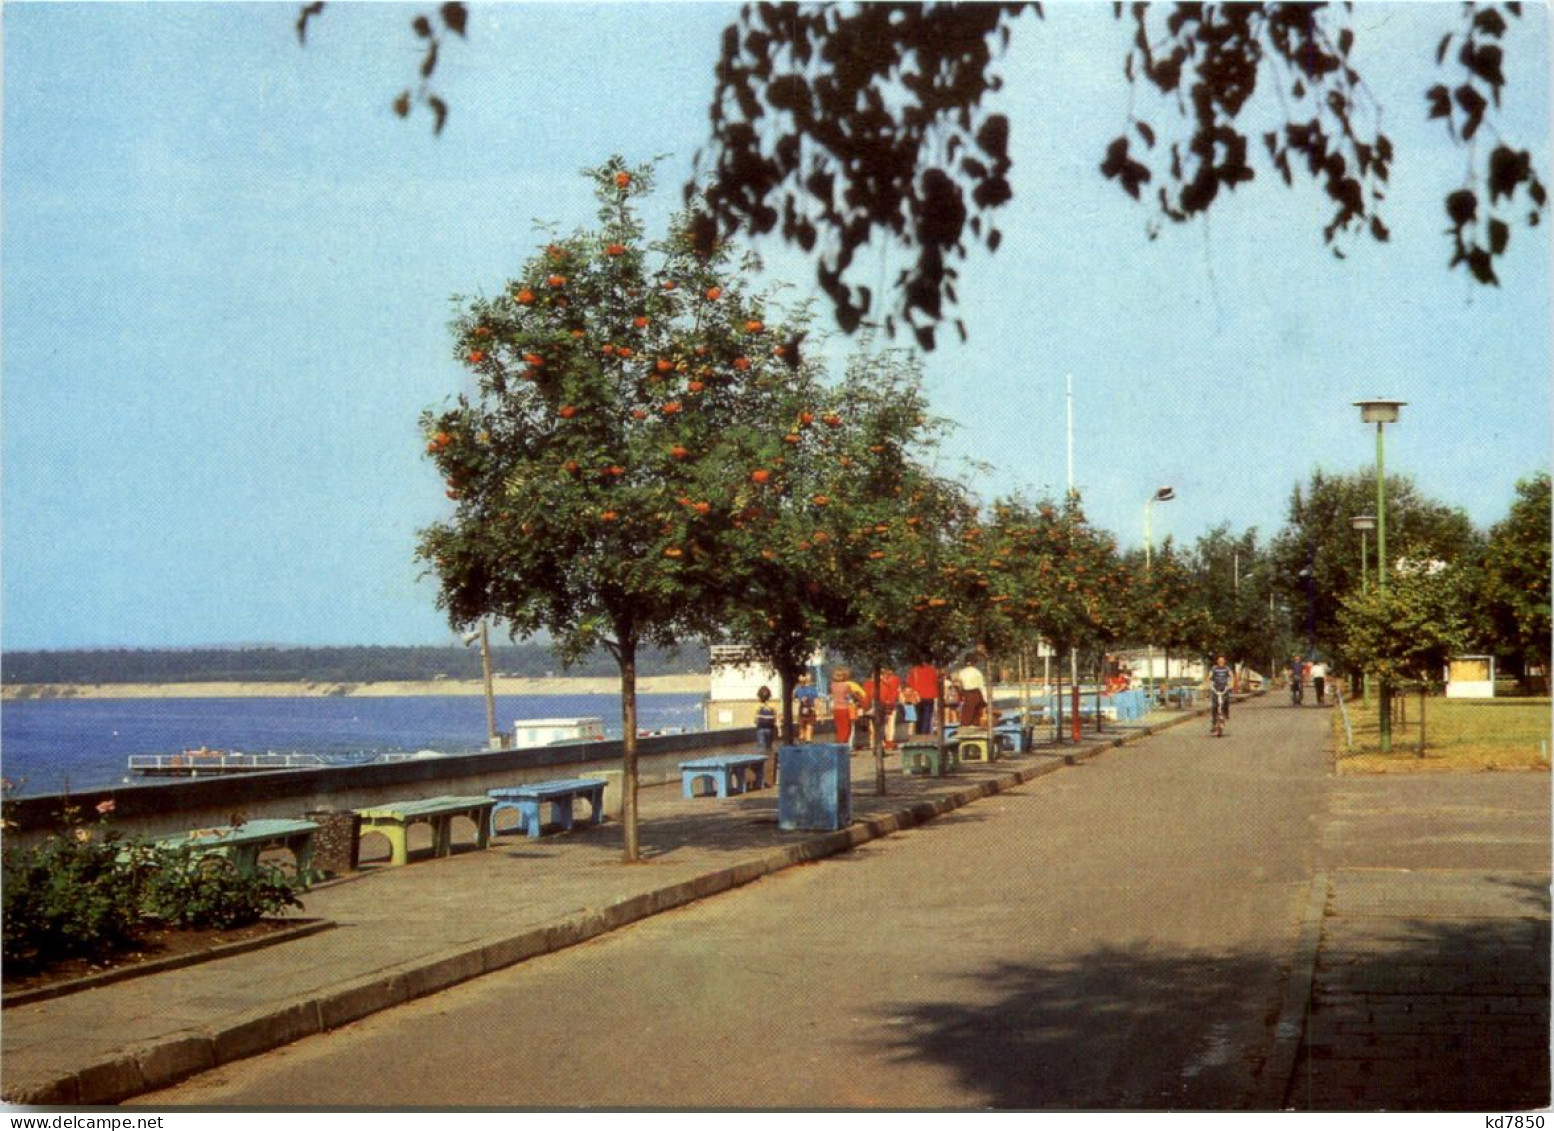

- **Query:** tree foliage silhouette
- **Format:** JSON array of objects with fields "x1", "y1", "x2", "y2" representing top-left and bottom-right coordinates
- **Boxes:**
[{"x1": 297, "y1": 2, "x2": 1546, "y2": 346}]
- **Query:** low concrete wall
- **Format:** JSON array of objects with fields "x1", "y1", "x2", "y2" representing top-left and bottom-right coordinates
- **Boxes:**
[{"x1": 7, "y1": 727, "x2": 786, "y2": 845}]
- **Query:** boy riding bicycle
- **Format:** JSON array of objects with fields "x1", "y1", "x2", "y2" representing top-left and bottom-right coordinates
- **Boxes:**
[{"x1": 1208, "y1": 655, "x2": 1233, "y2": 734}]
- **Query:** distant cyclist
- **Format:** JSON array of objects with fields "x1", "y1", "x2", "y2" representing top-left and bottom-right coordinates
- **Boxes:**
[
  {"x1": 1208, "y1": 655, "x2": 1234, "y2": 735},
  {"x1": 1288, "y1": 654, "x2": 1305, "y2": 706}
]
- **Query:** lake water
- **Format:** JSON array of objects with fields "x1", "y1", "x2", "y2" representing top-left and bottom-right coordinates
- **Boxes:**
[{"x1": 0, "y1": 692, "x2": 707, "y2": 796}]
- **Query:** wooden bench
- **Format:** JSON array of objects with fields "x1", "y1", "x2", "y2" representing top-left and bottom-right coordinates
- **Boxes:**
[
  {"x1": 680, "y1": 753, "x2": 769, "y2": 798},
  {"x1": 900, "y1": 741, "x2": 959, "y2": 777},
  {"x1": 157, "y1": 818, "x2": 318, "y2": 878},
  {"x1": 356, "y1": 796, "x2": 495, "y2": 867},
  {"x1": 487, "y1": 779, "x2": 607, "y2": 839},
  {"x1": 992, "y1": 723, "x2": 1027, "y2": 753},
  {"x1": 954, "y1": 728, "x2": 998, "y2": 764}
]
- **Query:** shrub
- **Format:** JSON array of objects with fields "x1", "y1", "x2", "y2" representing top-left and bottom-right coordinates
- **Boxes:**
[
  {"x1": 1, "y1": 819, "x2": 149, "y2": 973},
  {"x1": 1, "y1": 794, "x2": 307, "y2": 974},
  {"x1": 141, "y1": 846, "x2": 303, "y2": 931}
]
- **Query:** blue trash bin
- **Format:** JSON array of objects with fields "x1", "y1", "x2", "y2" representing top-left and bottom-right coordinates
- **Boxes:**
[{"x1": 777, "y1": 744, "x2": 851, "y2": 831}]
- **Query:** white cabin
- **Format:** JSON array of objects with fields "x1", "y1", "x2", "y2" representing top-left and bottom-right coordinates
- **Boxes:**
[
  {"x1": 511, "y1": 717, "x2": 607, "y2": 747},
  {"x1": 704, "y1": 644, "x2": 824, "y2": 730}
]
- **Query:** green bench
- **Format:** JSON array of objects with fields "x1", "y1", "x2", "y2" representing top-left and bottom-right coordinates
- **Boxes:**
[
  {"x1": 900, "y1": 741, "x2": 959, "y2": 777},
  {"x1": 357, "y1": 796, "x2": 496, "y2": 867},
  {"x1": 156, "y1": 818, "x2": 318, "y2": 878}
]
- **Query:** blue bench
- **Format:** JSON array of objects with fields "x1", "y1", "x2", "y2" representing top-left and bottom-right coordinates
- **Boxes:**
[
  {"x1": 488, "y1": 779, "x2": 607, "y2": 839},
  {"x1": 680, "y1": 753, "x2": 768, "y2": 798},
  {"x1": 993, "y1": 723, "x2": 1028, "y2": 754}
]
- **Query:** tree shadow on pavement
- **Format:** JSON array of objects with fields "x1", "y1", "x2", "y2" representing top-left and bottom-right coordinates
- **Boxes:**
[
  {"x1": 858, "y1": 912, "x2": 1550, "y2": 1111},
  {"x1": 861, "y1": 944, "x2": 1277, "y2": 1109}
]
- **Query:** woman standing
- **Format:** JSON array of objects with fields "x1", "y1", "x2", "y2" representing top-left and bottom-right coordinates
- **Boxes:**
[{"x1": 829, "y1": 667, "x2": 866, "y2": 749}]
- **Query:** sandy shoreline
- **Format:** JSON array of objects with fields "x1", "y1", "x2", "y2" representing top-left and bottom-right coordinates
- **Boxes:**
[{"x1": 1, "y1": 674, "x2": 708, "y2": 701}]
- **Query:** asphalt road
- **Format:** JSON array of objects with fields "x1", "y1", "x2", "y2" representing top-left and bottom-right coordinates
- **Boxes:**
[{"x1": 139, "y1": 696, "x2": 1333, "y2": 1109}]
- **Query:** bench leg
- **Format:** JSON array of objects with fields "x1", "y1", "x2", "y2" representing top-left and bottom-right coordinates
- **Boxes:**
[
  {"x1": 522, "y1": 801, "x2": 543, "y2": 839},
  {"x1": 585, "y1": 791, "x2": 604, "y2": 826},
  {"x1": 290, "y1": 836, "x2": 316, "y2": 882},
  {"x1": 384, "y1": 825, "x2": 409, "y2": 867},
  {"x1": 474, "y1": 812, "x2": 491, "y2": 851},
  {"x1": 549, "y1": 798, "x2": 575, "y2": 834},
  {"x1": 432, "y1": 816, "x2": 453, "y2": 858}
]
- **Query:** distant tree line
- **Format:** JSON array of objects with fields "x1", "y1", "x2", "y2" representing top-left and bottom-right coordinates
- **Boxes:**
[{"x1": 0, "y1": 642, "x2": 706, "y2": 686}]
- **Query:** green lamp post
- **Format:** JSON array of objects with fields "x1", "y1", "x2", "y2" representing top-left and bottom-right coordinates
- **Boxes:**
[
  {"x1": 1143, "y1": 485, "x2": 1176, "y2": 705},
  {"x1": 1351, "y1": 514, "x2": 1377, "y2": 707},
  {"x1": 1354, "y1": 399, "x2": 1406, "y2": 752}
]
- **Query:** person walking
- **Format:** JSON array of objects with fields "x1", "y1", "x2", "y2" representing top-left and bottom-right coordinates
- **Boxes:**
[
  {"x1": 1311, "y1": 659, "x2": 1328, "y2": 705},
  {"x1": 907, "y1": 662, "x2": 941, "y2": 735},
  {"x1": 754, "y1": 685, "x2": 779, "y2": 780},
  {"x1": 794, "y1": 672, "x2": 819, "y2": 743},
  {"x1": 955, "y1": 656, "x2": 988, "y2": 728},
  {"x1": 829, "y1": 667, "x2": 867, "y2": 751},
  {"x1": 862, "y1": 668, "x2": 902, "y2": 749}
]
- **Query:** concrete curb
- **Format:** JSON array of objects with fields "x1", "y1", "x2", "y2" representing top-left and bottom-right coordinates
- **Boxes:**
[
  {"x1": 1256, "y1": 869, "x2": 1330, "y2": 1110},
  {"x1": 1, "y1": 919, "x2": 338, "y2": 1011},
  {"x1": 8, "y1": 704, "x2": 1231, "y2": 1106}
]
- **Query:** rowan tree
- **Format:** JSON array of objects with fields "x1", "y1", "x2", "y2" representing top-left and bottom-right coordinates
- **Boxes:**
[
  {"x1": 770, "y1": 351, "x2": 968, "y2": 793},
  {"x1": 972, "y1": 494, "x2": 1129, "y2": 735},
  {"x1": 419, "y1": 158, "x2": 824, "y2": 862},
  {"x1": 1123, "y1": 537, "x2": 1215, "y2": 681}
]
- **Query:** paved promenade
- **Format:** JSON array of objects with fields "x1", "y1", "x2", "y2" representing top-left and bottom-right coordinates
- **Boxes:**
[
  {"x1": 1282, "y1": 773, "x2": 1551, "y2": 1110},
  {"x1": 2, "y1": 709, "x2": 1186, "y2": 1106},
  {"x1": 3, "y1": 695, "x2": 1548, "y2": 1110}
]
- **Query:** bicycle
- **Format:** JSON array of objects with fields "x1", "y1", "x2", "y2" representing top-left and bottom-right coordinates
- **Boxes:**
[{"x1": 1210, "y1": 686, "x2": 1230, "y2": 737}]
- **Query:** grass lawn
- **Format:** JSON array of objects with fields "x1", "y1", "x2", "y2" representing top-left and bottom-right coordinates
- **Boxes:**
[{"x1": 1335, "y1": 695, "x2": 1552, "y2": 773}]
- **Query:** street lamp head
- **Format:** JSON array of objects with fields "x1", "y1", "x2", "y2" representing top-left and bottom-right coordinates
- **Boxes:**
[
  {"x1": 1153, "y1": 486, "x2": 1176, "y2": 502},
  {"x1": 1350, "y1": 514, "x2": 1377, "y2": 532},
  {"x1": 1354, "y1": 398, "x2": 1406, "y2": 425}
]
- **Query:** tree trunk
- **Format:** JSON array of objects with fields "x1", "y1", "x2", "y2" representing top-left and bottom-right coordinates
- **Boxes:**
[
  {"x1": 872, "y1": 658, "x2": 887, "y2": 796},
  {"x1": 936, "y1": 668, "x2": 948, "y2": 761},
  {"x1": 1417, "y1": 685, "x2": 1427, "y2": 759},
  {"x1": 1053, "y1": 650, "x2": 1064, "y2": 743},
  {"x1": 1093, "y1": 659, "x2": 1104, "y2": 733},
  {"x1": 779, "y1": 660, "x2": 798, "y2": 747},
  {"x1": 1069, "y1": 647, "x2": 1081, "y2": 742},
  {"x1": 618, "y1": 637, "x2": 641, "y2": 864}
]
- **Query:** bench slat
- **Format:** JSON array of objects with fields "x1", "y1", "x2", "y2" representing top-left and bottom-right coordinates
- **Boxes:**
[
  {"x1": 358, "y1": 796, "x2": 494, "y2": 820},
  {"x1": 679, "y1": 754, "x2": 767, "y2": 770},
  {"x1": 489, "y1": 779, "x2": 605, "y2": 800}
]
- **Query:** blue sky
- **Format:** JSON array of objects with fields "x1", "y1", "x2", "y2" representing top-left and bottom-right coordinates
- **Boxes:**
[{"x1": 4, "y1": 2, "x2": 1548, "y2": 650}]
